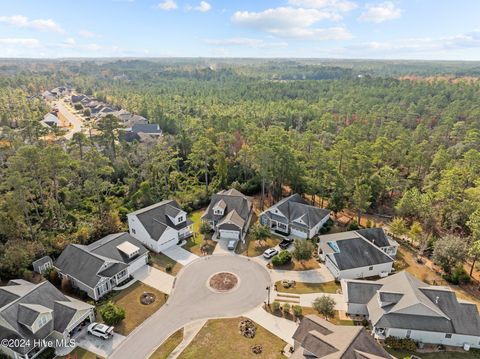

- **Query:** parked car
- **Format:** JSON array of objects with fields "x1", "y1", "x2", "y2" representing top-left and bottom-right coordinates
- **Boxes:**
[
  {"x1": 227, "y1": 240, "x2": 237, "y2": 250},
  {"x1": 87, "y1": 323, "x2": 114, "y2": 339},
  {"x1": 279, "y1": 238, "x2": 294, "y2": 249},
  {"x1": 263, "y1": 248, "x2": 278, "y2": 259}
]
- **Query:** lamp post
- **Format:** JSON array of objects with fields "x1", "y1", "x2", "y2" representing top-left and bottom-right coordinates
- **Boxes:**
[{"x1": 266, "y1": 286, "x2": 271, "y2": 307}]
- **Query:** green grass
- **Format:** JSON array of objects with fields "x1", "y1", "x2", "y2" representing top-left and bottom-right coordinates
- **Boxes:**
[
  {"x1": 97, "y1": 282, "x2": 167, "y2": 336},
  {"x1": 184, "y1": 209, "x2": 216, "y2": 256},
  {"x1": 149, "y1": 329, "x2": 184, "y2": 359},
  {"x1": 150, "y1": 252, "x2": 183, "y2": 276},
  {"x1": 57, "y1": 347, "x2": 103, "y2": 359},
  {"x1": 275, "y1": 280, "x2": 340, "y2": 294},
  {"x1": 386, "y1": 348, "x2": 480, "y2": 359},
  {"x1": 178, "y1": 317, "x2": 286, "y2": 359}
]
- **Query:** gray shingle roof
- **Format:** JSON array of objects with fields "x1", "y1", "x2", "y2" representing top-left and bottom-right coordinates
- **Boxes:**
[
  {"x1": 0, "y1": 281, "x2": 93, "y2": 355},
  {"x1": 130, "y1": 200, "x2": 189, "y2": 241},
  {"x1": 293, "y1": 315, "x2": 390, "y2": 359},
  {"x1": 55, "y1": 232, "x2": 148, "y2": 288},
  {"x1": 356, "y1": 228, "x2": 393, "y2": 248},
  {"x1": 132, "y1": 123, "x2": 162, "y2": 134},
  {"x1": 202, "y1": 189, "x2": 252, "y2": 228}
]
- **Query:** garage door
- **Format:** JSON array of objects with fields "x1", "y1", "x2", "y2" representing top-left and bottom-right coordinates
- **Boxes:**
[
  {"x1": 128, "y1": 255, "x2": 148, "y2": 274},
  {"x1": 291, "y1": 228, "x2": 308, "y2": 238},
  {"x1": 219, "y1": 230, "x2": 240, "y2": 240}
]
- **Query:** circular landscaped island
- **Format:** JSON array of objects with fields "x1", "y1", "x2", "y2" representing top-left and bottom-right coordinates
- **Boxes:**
[{"x1": 208, "y1": 272, "x2": 239, "y2": 292}]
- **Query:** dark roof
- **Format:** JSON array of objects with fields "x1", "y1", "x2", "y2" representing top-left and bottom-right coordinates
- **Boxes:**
[
  {"x1": 343, "y1": 280, "x2": 382, "y2": 304},
  {"x1": 293, "y1": 315, "x2": 390, "y2": 359},
  {"x1": 129, "y1": 200, "x2": 190, "y2": 241},
  {"x1": 263, "y1": 194, "x2": 330, "y2": 229},
  {"x1": 202, "y1": 189, "x2": 252, "y2": 227},
  {"x1": 0, "y1": 281, "x2": 93, "y2": 355},
  {"x1": 328, "y1": 237, "x2": 393, "y2": 271},
  {"x1": 356, "y1": 228, "x2": 392, "y2": 248},
  {"x1": 32, "y1": 256, "x2": 52, "y2": 272},
  {"x1": 55, "y1": 232, "x2": 148, "y2": 288},
  {"x1": 131, "y1": 123, "x2": 162, "y2": 134}
]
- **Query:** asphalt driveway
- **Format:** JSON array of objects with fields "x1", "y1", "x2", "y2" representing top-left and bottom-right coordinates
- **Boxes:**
[
  {"x1": 74, "y1": 325, "x2": 126, "y2": 358},
  {"x1": 109, "y1": 255, "x2": 270, "y2": 359}
]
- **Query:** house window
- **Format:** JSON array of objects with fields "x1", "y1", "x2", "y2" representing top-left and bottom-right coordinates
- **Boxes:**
[
  {"x1": 178, "y1": 216, "x2": 184, "y2": 222},
  {"x1": 445, "y1": 333, "x2": 452, "y2": 339},
  {"x1": 37, "y1": 314, "x2": 48, "y2": 329},
  {"x1": 369, "y1": 266, "x2": 373, "y2": 270}
]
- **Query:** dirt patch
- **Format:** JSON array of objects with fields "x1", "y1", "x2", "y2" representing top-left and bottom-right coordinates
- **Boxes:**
[
  {"x1": 140, "y1": 292, "x2": 156, "y2": 305},
  {"x1": 209, "y1": 272, "x2": 239, "y2": 292}
]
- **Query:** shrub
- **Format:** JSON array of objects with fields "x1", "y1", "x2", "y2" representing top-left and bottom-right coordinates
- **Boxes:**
[
  {"x1": 443, "y1": 266, "x2": 471, "y2": 284},
  {"x1": 271, "y1": 255, "x2": 282, "y2": 266},
  {"x1": 272, "y1": 301, "x2": 281, "y2": 311},
  {"x1": 347, "y1": 221, "x2": 359, "y2": 231},
  {"x1": 292, "y1": 305, "x2": 302, "y2": 317},
  {"x1": 165, "y1": 263, "x2": 173, "y2": 273},
  {"x1": 100, "y1": 301, "x2": 125, "y2": 325},
  {"x1": 271, "y1": 250, "x2": 292, "y2": 266},
  {"x1": 384, "y1": 336, "x2": 417, "y2": 351},
  {"x1": 199, "y1": 221, "x2": 211, "y2": 235},
  {"x1": 282, "y1": 303, "x2": 291, "y2": 314}
]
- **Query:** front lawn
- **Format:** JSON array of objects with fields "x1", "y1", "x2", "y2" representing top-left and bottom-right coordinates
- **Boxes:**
[
  {"x1": 386, "y1": 348, "x2": 480, "y2": 359},
  {"x1": 97, "y1": 282, "x2": 166, "y2": 336},
  {"x1": 58, "y1": 347, "x2": 102, "y2": 359},
  {"x1": 178, "y1": 317, "x2": 286, "y2": 359},
  {"x1": 275, "y1": 280, "x2": 340, "y2": 294},
  {"x1": 236, "y1": 217, "x2": 283, "y2": 256},
  {"x1": 184, "y1": 209, "x2": 216, "y2": 256},
  {"x1": 150, "y1": 252, "x2": 183, "y2": 276},
  {"x1": 149, "y1": 329, "x2": 184, "y2": 359},
  {"x1": 300, "y1": 307, "x2": 355, "y2": 326}
]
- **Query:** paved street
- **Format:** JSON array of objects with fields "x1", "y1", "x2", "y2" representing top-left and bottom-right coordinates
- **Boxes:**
[
  {"x1": 54, "y1": 100, "x2": 84, "y2": 140},
  {"x1": 109, "y1": 255, "x2": 270, "y2": 359},
  {"x1": 132, "y1": 265, "x2": 175, "y2": 294}
]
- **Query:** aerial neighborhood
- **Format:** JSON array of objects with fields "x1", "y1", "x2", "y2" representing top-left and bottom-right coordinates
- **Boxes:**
[{"x1": 2, "y1": 55, "x2": 480, "y2": 359}]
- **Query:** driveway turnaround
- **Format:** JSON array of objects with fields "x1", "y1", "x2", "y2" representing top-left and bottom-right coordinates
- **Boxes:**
[
  {"x1": 133, "y1": 265, "x2": 175, "y2": 294},
  {"x1": 109, "y1": 255, "x2": 271, "y2": 359},
  {"x1": 162, "y1": 245, "x2": 199, "y2": 265}
]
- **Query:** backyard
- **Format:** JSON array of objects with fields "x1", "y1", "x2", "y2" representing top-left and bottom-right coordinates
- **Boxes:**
[
  {"x1": 177, "y1": 318, "x2": 286, "y2": 359},
  {"x1": 149, "y1": 329, "x2": 184, "y2": 359},
  {"x1": 97, "y1": 282, "x2": 167, "y2": 336},
  {"x1": 275, "y1": 280, "x2": 340, "y2": 294},
  {"x1": 184, "y1": 209, "x2": 217, "y2": 256}
]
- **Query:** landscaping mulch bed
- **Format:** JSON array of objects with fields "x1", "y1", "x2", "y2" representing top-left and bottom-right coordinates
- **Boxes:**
[{"x1": 209, "y1": 272, "x2": 238, "y2": 292}]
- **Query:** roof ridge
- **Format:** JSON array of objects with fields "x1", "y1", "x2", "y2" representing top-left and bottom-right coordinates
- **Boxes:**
[
  {"x1": 129, "y1": 199, "x2": 175, "y2": 216},
  {"x1": 0, "y1": 281, "x2": 48, "y2": 311}
]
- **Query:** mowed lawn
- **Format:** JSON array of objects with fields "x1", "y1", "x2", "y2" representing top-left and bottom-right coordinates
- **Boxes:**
[
  {"x1": 178, "y1": 318, "x2": 286, "y2": 359},
  {"x1": 97, "y1": 282, "x2": 166, "y2": 336},
  {"x1": 386, "y1": 348, "x2": 480, "y2": 359},
  {"x1": 149, "y1": 329, "x2": 184, "y2": 359},
  {"x1": 275, "y1": 280, "x2": 340, "y2": 294},
  {"x1": 58, "y1": 347, "x2": 102, "y2": 359},
  {"x1": 184, "y1": 209, "x2": 217, "y2": 256},
  {"x1": 150, "y1": 252, "x2": 183, "y2": 276}
]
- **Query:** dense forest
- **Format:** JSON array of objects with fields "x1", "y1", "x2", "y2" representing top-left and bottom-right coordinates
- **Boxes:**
[{"x1": 0, "y1": 59, "x2": 479, "y2": 280}]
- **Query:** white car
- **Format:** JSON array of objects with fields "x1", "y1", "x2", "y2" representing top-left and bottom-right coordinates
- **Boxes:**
[
  {"x1": 263, "y1": 248, "x2": 278, "y2": 259},
  {"x1": 227, "y1": 240, "x2": 237, "y2": 250},
  {"x1": 87, "y1": 323, "x2": 114, "y2": 339}
]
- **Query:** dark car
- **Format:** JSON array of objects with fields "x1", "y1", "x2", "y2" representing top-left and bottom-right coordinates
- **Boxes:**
[{"x1": 279, "y1": 238, "x2": 294, "y2": 249}]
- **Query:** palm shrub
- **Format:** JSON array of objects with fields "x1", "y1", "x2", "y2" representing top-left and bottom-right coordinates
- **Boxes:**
[{"x1": 100, "y1": 301, "x2": 125, "y2": 325}]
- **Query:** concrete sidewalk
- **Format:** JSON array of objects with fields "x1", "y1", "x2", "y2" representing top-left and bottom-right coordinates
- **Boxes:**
[
  {"x1": 167, "y1": 320, "x2": 206, "y2": 359},
  {"x1": 163, "y1": 245, "x2": 199, "y2": 265},
  {"x1": 244, "y1": 306, "x2": 298, "y2": 345},
  {"x1": 133, "y1": 265, "x2": 175, "y2": 294}
]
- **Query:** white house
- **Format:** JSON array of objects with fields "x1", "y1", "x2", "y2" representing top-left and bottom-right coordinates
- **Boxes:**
[
  {"x1": 127, "y1": 200, "x2": 193, "y2": 253},
  {"x1": 259, "y1": 194, "x2": 330, "y2": 239},
  {"x1": 342, "y1": 271, "x2": 480, "y2": 349},
  {"x1": 318, "y1": 228, "x2": 396, "y2": 280},
  {"x1": 201, "y1": 188, "x2": 253, "y2": 241},
  {"x1": 55, "y1": 233, "x2": 148, "y2": 300}
]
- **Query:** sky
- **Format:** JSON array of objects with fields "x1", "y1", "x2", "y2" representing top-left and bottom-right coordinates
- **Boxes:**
[{"x1": 1, "y1": 0, "x2": 480, "y2": 60}]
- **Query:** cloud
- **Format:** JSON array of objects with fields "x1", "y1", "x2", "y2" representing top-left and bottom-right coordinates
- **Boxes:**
[
  {"x1": 157, "y1": 0, "x2": 177, "y2": 10},
  {"x1": 0, "y1": 38, "x2": 40, "y2": 47},
  {"x1": 195, "y1": 1, "x2": 211, "y2": 12},
  {"x1": 78, "y1": 30, "x2": 96, "y2": 38},
  {"x1": 205, "y1": 37, "x2": 288, "y2": 48},
  {"x1": 232, "y1": 7, "x2": 351, "y2": 40},
  {"x1": 288, "y1": 0, "x2": 357, "y2": 12},
  {"x1": 0, "y1": 15, "x2": 64, "y2": 33},
  {"x1": 358, "y1": 1, "x2": 401, "y2": 23}
]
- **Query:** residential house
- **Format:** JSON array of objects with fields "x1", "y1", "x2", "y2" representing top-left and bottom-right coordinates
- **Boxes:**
[
  {"x1": 342, "y1": 271, "x2": 480, "y2": 349},
  {"x1": 70, "y1": 94, "x2": 86, "y2": 104},
  {"x1": 202, "y1": 188, "x2": 253, "y2": 241},
  {"x1": 55, "y1": 232, "x2": 148, "y2": 300},
  {"x1": 127, "y1": 200, "x2": 193, "y2": 253},
  {"x1": 32, "y1": 256, "x2": 53, "y2": 274},
  {"x1": 0, "y1": 279, "x2": 94, "y2": 359},
  {"x1": 318, "y1": 229, "x2": 396, "y2": 280},
  {"x1": 291, "y1": 315, "x2": 392, "y2": 359},
  {"x1": 40, "y1": 113, "x2": 59, "y2": 128},
  {"x1": 41, "y1": 90, "x2": 55, "y2": 101},
  {"x1": 259, "y1": 194, "x2": 330, "y2": 239}
]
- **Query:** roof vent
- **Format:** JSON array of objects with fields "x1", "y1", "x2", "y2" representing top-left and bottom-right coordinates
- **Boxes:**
[{"x1": 435, "y1": 296, "x2": 439, "y2": 304}]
